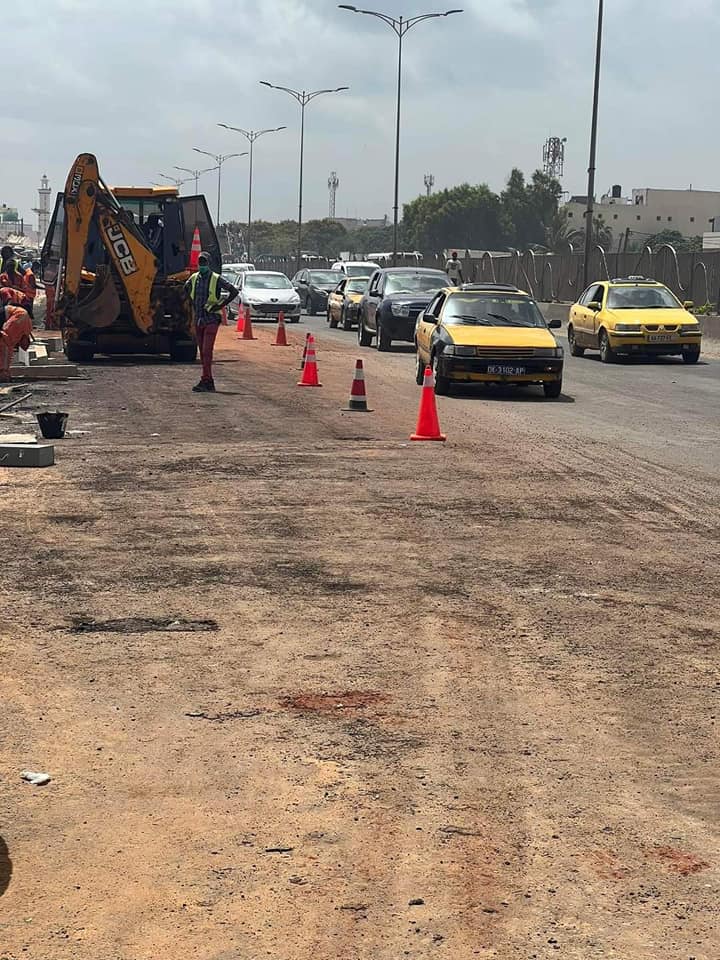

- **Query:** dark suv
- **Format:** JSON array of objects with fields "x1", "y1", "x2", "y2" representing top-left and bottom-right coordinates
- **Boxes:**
[
  {"x1": 292, "y1": 268, "x2": 342, "y2": 316},
  {"x1": 357, "y1": 267, "x2": 450, "y2": 351}
]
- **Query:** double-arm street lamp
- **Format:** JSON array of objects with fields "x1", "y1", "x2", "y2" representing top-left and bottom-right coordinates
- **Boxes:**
[
  {"x1": 192, "y1": 148, "x2": 248, "y2": 226},
  {"x1": 173, "y1": 164, "x2": 220, "y2": 197},
  {"x1": 339, "y1": 5, "x2": 462, "y2": 266},
  {"x1": 583, "y1": 0, "x2": 604, "y2": 288},
  {"x1": 259, "y1": 81, "x2": 348, "y2": 272},
  {"x1": 157, "y1": 172, "x2": 193, "y2": 190},
  {"x1": 218, "y1": 123, "x2": 287, "y2": 260}
]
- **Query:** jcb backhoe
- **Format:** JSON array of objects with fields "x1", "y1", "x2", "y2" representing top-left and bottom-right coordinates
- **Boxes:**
[{"x1": 42, "y1": 153, "x2": 221, "y2": 362}]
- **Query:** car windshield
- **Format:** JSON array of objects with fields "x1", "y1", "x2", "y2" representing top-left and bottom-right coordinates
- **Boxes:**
[
  {"x1": 385, "y1": 273, "x2": 448, "y2": 295},
  {"x1": 607, "y1": 286, "x2": 680, "y2": 309},
  {"x1": 245, "y1": 274, "x2": 292, "y2": 290},
  {"x1": 309, "y1": 271, "x2": 339, "y2": 284},
  {"x1": 343, "y1": 265, "x2": 372, "y2": 277},
  {"x1": 347, "y1": 278, "x2": 369, "y2": 294},
  {"x1": 443, "y1": 294, "x2": 547, "y2": 327}
]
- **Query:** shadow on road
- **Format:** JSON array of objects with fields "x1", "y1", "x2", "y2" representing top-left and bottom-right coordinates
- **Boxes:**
[
  {"x1": 581, "y1": 354, "x2": 708, "y2": 367},
  {"x1": 446, "y1": 384, "x2": 575, "y2": 404},
  {"x1": 0, "y1": 836, "x2": 11, "y2": 896}
]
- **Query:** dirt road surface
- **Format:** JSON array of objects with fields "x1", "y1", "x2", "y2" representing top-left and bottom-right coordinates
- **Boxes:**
[{"x1": 1, "y1": 320, "x2": 718, "y2": 960}]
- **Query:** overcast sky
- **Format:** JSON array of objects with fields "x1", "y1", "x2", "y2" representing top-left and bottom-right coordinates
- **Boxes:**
[{"x1": 6, "y1": 0, "x2": 720, "y2": 231}]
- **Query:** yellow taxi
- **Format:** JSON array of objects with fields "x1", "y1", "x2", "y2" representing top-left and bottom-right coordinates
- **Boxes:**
[
  {"x1": 415, "y1": 283, "x2": 564, "y2": 397},
  {"x1": 568, "y1": 277, "x2": 702, "y2": 363},
  {"x1": 326, "y1": 275, "x2": 370, "y2": 330}
]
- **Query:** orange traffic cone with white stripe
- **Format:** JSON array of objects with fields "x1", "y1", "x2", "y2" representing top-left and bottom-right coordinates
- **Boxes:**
[
  {"x1": 235, "y1": 303, "x2": 245, "y2": 333},
  {"x1": 188, "y1": 226, "x2": 202, "y2": 271},
  {"x1": 297, "y1": 334, "x2": 321, "y2": 387},
  {"x1": 273, "y1": 310, "x2": 289, "y2": 346},
  {"x1": 411, "y1": 366, "x2": 446, "y2": 441},
  {"x1": 343, "y1": 358, "x2": 373, "y2": 412},
  {"x1": 299, "y1": 331, "x2": 311, "y2": 369},
  {"x1": 241, "y1": 303, "x2": 257, "y2": 341}
]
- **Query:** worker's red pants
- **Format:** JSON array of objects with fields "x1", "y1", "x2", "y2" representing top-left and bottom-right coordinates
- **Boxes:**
[{"x1": 197, "y1": 322, "x2": 219, "y2": 383}]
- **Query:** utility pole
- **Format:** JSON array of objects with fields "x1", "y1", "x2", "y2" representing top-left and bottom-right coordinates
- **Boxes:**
[{"x1": 583, "y1": 0, "x2": 604, "y2": 288}]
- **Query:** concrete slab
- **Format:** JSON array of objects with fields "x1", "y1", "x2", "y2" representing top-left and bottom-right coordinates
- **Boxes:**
[
  {"x1": 8, "y1": 363, "x2": 78, "y2": 380},
  {"x1": 0, "y1": 443, "x2": 54, "y2": 467}
]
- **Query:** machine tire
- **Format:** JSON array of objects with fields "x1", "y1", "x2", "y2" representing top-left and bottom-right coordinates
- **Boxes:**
[
  {"x1": 682, "y1": 346, "x2": 701, "y2": 364},
  {"x1": 376, "y1": 321, "x2": 392, "y2": 352},
  {"x1": 567, "y1": 325, "x2": 585, "y2": 357},
  {"x1": 170, "y1": 340, "x2": 198, "y2": 363},
  {"x1": 358, "y1": 312, "x2": 373, "y2": 347},
  {"x1": 65, "y1": 341, "x2": 94, "y2": 363},
  {"x1": 543, "y1": 380, "x2": 563, "y2": 399},
  {"x1": 432, "y1": 354, "x2": 450, "y2": 395},
  {"x1": 599, "y1": 329, "x2": 615, "y2": 364}
]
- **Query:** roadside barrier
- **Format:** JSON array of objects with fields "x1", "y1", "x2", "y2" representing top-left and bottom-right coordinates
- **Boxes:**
[
  {"x1": 411, "y1": 366, "x2": 446, "y2": 442},
  {"x1": 342, "y1": 358, "x2": 373, "y2": 412}
]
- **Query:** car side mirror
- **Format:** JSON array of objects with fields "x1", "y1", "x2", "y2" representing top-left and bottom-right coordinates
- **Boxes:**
[
  {"x1": 588, "y1": 301, "x2": 601, "y2": 312},
  {"x1": 547, "y1": 316, "x2": 562, "y2": 329},
  {"x1": 683, "y1": 300, "x2": 694, "y2": 310}
]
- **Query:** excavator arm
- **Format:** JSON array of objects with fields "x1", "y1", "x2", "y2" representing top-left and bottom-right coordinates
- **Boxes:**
[{"x1": 59, "y1": 153, "x2": 161, "y2": 335}]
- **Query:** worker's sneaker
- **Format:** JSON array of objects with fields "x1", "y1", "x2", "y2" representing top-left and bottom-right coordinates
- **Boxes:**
[
  {"x1": 192, "y1": 380, "x2": 210, "y2": 392},
  {"x1": 205, "y1": 380, "x2": 216, "y2": 392}
]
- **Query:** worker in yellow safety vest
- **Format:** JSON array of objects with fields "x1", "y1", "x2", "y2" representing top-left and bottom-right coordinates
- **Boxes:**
[{"x1": 184, "y1": 252, "x2": 238, "y2": 393}]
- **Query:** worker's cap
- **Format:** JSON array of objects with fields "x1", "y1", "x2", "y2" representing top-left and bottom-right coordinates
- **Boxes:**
[{"x1": 198, "y1": 251, "x2": 211, "y2": 264}]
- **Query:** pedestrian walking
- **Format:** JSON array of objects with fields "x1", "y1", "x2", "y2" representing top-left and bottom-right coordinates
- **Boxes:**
[
  {"x1": 445, "y1": 251, "x2": 464, "y2": 286},
  {"x1": 184, "y1": 251, "x2": 238, "y2": 393}
]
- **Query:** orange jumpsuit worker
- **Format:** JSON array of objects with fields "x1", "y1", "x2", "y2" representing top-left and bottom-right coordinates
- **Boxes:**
[
  {"x1": 0, "y1": 304, "x2": 33, "y2": 381},
  {"x1": 0, "y1": 261, "x2": 33, "y2": 317}
]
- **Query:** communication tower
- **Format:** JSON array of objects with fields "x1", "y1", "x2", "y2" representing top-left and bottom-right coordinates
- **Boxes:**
[
  {"x1": 328, "y1": 171, "x2": 339, "y2": 219},
  {"x1": 424, "y1": 173, "x2": 435, "y2": 196},
  {"x1": 542, "y1": 137, "x2": 567, "y2": 179}
]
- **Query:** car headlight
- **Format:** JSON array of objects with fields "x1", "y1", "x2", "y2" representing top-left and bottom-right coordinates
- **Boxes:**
[
  {"x1": 391, "y1": 302, "x2": 410, "y2": 317},
  {"x1": 443, "y1": 345, "x2": 475, "y2": 357},
  {"x1": 680, "y1": 324, "x2": 701, "y2": 335},
  {"x1": 534, "y1": 347, "x2": 564, "y2": 358},
  {"x1": 614, "y1": 323, "x2": 642, "y2": 333}
]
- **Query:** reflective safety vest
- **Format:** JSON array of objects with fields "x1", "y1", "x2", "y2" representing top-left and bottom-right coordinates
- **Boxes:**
[{"x1": 189, "y1": 271, "x2": 221, "y2": 311}]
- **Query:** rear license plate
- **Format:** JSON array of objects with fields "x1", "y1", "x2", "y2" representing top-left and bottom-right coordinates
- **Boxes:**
[
  {"x1": 487, "y1": 364, "x2": 526, "y2": 376},
  {"x1": 648, "y1": 334, "x2": 673, "y2": 343}
]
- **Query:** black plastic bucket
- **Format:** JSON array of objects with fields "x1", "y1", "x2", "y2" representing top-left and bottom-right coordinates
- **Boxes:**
[{"x1": 36, "y1": 411, "x2": 69, "y2": 439}]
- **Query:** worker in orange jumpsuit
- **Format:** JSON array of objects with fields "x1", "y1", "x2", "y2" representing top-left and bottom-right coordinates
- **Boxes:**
[
  {"x1": 24, "y1": 261, "x2": 39, "y2": 302},
  {"x1": 0, "y1": 304, "x2": 32, "y2": 380},
  {"x1": 0, "y1": 287, "x2": 32, "y2": 309},
  {"x1": 0, "y1": 261, "x2": 33, "y2": 315}
]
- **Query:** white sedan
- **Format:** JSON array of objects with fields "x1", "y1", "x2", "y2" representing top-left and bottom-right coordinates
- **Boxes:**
[{"x1": 238, "y1": 271, "x2": 301, "y2": 323}]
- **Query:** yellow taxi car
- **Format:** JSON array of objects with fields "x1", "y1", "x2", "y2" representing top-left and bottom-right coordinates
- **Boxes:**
[
  {"x1": 568, "y1": 277, "x2": 702, "y2": 363},
  {"x1": 326, "y1": 275, "x2": 370, "y2": 331},
  {"x1": 415, "y1": 283, "x2": 564, "y2": 397}
]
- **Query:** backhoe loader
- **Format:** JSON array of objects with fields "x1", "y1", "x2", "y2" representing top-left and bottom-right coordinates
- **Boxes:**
[{"x1": 42, "y1": 153, "x2": 221, "y2": 361}]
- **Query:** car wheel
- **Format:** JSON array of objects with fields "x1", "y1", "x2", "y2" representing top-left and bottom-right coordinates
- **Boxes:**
[
  {"x1": 328, "y1": 307, "x2": 338, "y2": 329},
  {"x1": 415, "y1": 354, "x2": 426, "y2": 385},
  {"x1": 432, "y1": 353, "x2": 450, "y2": 395},
  {"x1": 342, "y1": 306, "x2": 353, "y2": 331},
  {"x1": 543, "y1": 380, "x2": 562, "y2": 399},
  {"x1": 376, "y1": 321, "x2": 392, "y2": 351},
  {"x1": 682, "y1": 346, "x2": 701, "y2": 364},
  {"x1": 567, "y1": 325, "x2": 585, "y2": 357},
  {"x1": 599, "y1": 329, "x2": 615, "y2": 363},
  {"x1": 358, "y1": 311, "x2": 372, "y2": 347},
  {"x1": 306, "y1": 295, "x2": 316, "y2": 316}
]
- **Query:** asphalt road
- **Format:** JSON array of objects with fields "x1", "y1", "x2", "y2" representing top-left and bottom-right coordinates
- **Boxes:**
[{"x1": 302, "y1": 310, "x2": 720, "y2": 477}]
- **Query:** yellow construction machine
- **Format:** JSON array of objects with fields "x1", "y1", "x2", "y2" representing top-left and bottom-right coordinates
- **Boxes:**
[{"x1": 42, "y1": 153, "x2": 221, "y2": 361}]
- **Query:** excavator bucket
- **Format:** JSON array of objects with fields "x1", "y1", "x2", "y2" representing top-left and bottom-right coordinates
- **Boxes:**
[{"x1": 71, "y1": 266, "x2": 121, "y2": 329}]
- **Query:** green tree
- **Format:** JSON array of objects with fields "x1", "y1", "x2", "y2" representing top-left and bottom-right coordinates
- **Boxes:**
[
  {"x1": 501, "y1": 168, "x2": 562, "y2": 249},
  {"x1": 403, "y1": 183, "x2": 505, "y2": 252},
  {"x1": 592, "y1": 215, "x2": 613, "y2": 250},
  {"x1": 302, "y1": 219, "x2": 348, "y2": 257},
  {"x1": 649, "y1": 229, "x2": 702, "y2": 252}
]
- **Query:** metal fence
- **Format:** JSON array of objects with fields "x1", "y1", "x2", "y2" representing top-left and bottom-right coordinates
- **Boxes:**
[{"x1": 251, "y1": 245, "x2": 720, "y2": 307}]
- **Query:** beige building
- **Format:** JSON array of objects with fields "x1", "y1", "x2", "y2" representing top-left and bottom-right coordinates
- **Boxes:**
[{"x1": 564, "y1": 186, "x2": 720, "y2": 248}]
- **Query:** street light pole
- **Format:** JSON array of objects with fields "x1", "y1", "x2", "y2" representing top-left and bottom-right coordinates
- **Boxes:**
[
  {"x1": 583, "y1": 0, "x2": 604, "y2": 289},
  {"x1": 158, "y1": 172, "x2": 193, "y2": 192},
  {"x1": 259, "y1": 81, "x2": 349, "y2": 273},
  {"x1": 173, "y1": 164, "x2": 220, "y2": 198},
  {"x1": 192, "y1": 148, "x2": 248, "y2": 226},
  {"x1": 339, "y1": 5, "x2": 462, "y2": 267},
  {"x1": 218, "y1": 123, "x2": 286, "y2": 259}
]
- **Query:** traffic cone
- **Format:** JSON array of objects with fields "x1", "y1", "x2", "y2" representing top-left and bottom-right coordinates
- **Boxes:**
[
  {"x1": 299, "y1": 331, "x2": 310, "y2": 369},
  {"x1": 411, "y1": 366, "x2": 446, "y2": 442},
  {"x1": 297, "y1": 334, "x2": 321, "y2": 387},
  {"x1": 235, "y1": 303, "x2": 245, "y2": 333},
  {"x1": 240, "y1": 304, "x2": 257, "y2": 341},
  {"x1": 342, "y1": 358, "x2": 373, "y2": 412},
  {"x1": 272, "y1": 310, "x2": 289, "y2": 347},
  {"x1": 188, "y1": 226, "x2": 202, "y2": 271}
]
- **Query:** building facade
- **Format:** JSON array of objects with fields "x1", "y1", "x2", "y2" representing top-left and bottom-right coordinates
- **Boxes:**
[{"x1": 564, "y1": 186, "x2": 720, "y2": 248}]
